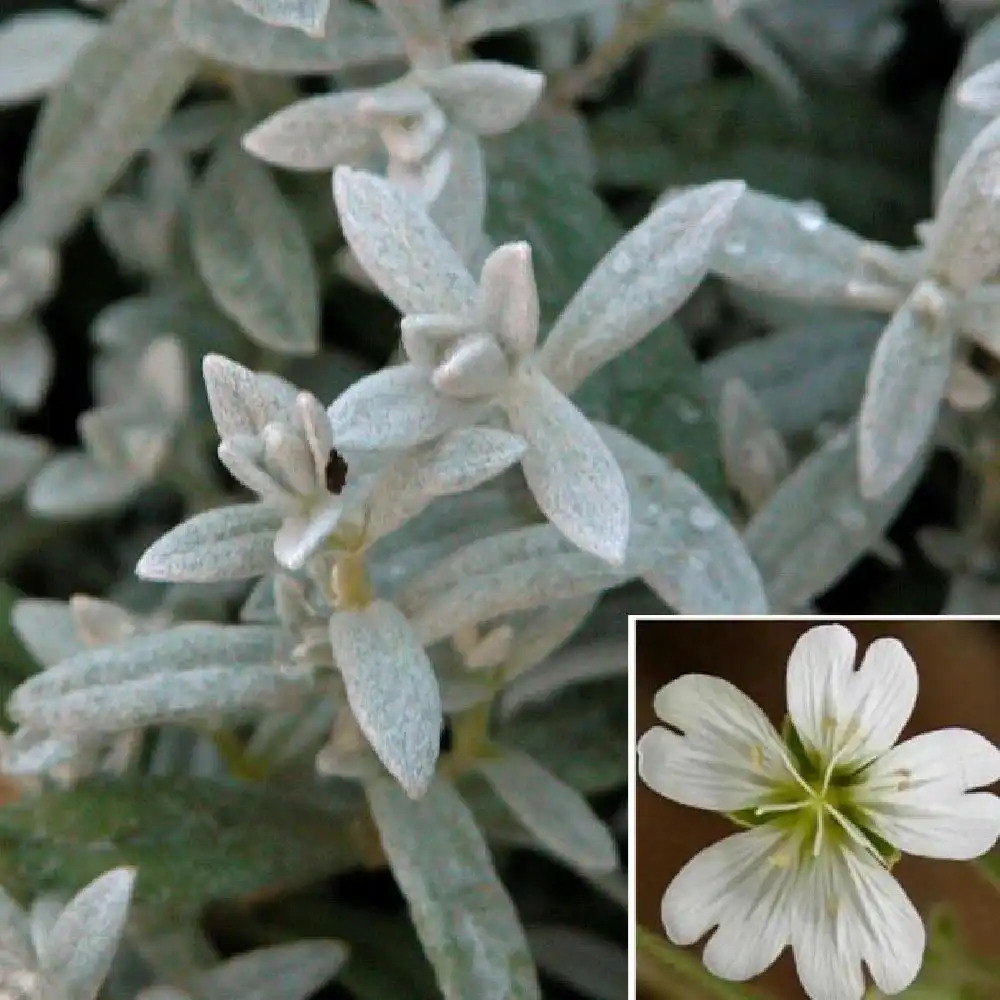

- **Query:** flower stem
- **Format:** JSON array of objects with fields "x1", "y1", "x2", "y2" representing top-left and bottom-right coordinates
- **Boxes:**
[{"x1": 636, "y1": 927, "x2": 765, "y2": 1000}]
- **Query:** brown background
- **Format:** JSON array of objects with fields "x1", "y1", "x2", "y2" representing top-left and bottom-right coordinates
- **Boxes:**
[{"x1": 635, "y1": 618, "x2": 1000, "y2": 999}]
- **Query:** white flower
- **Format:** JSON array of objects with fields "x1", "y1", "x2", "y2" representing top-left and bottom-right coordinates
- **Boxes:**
[{"x1": 636, "y1": 623, "x2": 1000, "y2": 1000}]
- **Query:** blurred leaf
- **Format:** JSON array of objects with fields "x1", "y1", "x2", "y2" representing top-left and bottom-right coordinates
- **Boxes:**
[
  {"x1": 1, "y1": 0, "x2": 198, "y2": 251},
  {"x1": 499, "y1": 678, "x2": 625, "y2": 796},
  {"x1": 486, "y1": 119, "x2": 728, "y2": 501},
  {"x1": 367, "y1": 776, "x2": 540, "y2": 1000},
  {"x1": 592, "y1": 81, "x2": 928, "y2": 246},
  {"x1": 0, "y1": 777, "x2": 359, "y2": 916}
]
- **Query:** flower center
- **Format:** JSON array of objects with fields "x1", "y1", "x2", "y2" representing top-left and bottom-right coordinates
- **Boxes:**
[{"x1": 727, "y1": 719, "x2": 900, "y2": 869}]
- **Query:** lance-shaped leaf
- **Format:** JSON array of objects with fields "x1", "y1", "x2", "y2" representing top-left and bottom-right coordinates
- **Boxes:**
[
  {"x1": 928, "y1": 113, "x2": 1000, "y2": 292},
  {"x1": 421, "y1": 62, "x2": 545, "y2": 136},
  {"x1": 333, "y1": 167, "x2": 479, "y2": 316},
  {"x1": 5, "y1": 0, "x2": 197, "y2": 251},
  {"x1": 9, "y1": 625, "x2": 285, "y2": 712},
  {"x1": 707, "y1": 189, "x2": 871, "y2": 304},
  {"x1": 193, "y1": 147, "x2": 319, "y2": 355},
  {"x1": 528, "y1": 927, "x2": 626, "y2": 1000},
  {"x1": 398, "y1": 524, "x2": 568, "y2": 613},
  {"x1": 538, "y1": 181, "x2": 744, "y2": 393},
  {"x1": 327, "y1": 363, "x2": 477, "y2": 450},
  {"x1": 505, "y1": 367, "x2": 629, "y2": 566},
  {"x1": 599, "y1": 423, "x2": 767, "y2": 613},
  {"x1": 0, "y1": 12, "x2": 100, "y2": 107},
  {"x1": 858, "y1": 282, "x2": 955, "y2": 499},
  {"x1": 40, "y1": 867, "x2": 135, "y2": 1000},
  {"x1": 202, "y1": 354, "x2": 299, "y2": 440},
  {"x1": 11, "y1": 599, "x2": 82, "y2": 668},
  {"x1": 746, "y1": 423, "x2": 925, "y2": 610},
  {"x1": 173, "y1": 0, "x2": 404, "y2": 73},
  {"x1": 195, "y1": 941, "x2": 347, "y2": 1000},
  {"x1": 27, "y1": 453, "x2": 141, "y2": 519},
  {"x1": 243, "y1": 93, "x2": 375, "y2": 171},
  {"x1": 367, "y1": 776, "x2": 540, "y2": 1000},
  {"x1": 475, "y1": 748, "x2": 618, "y2": 873},
  {"x1": 17, "y1": 664, "x2": 311, "y2": 734},
  {"x1": 328, "y1": 601, "x2": 441, "y2": 798},
  {"x1": 227, "y1": 0, "x2": 330, "y2": 36},
  {"x1": 136, "y1": 503, "x2": 282, "y2": 583}
]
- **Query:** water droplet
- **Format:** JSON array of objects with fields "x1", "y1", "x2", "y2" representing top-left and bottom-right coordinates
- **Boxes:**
[
  {"x1": 723, "y1": 235, "x2": 747, "y2": 256},
  {"x1": 689, "y1": 507, "x2": 718, "y2": 531},
  {"x1": 836, "y1": 505, "x2": 867, "y2": 532},
  {"x1": 611, "y1": 251, "x2": 632, "y2": 275},
  {"x1": 795, "y1": 200, "x2": 826, "y2": 233},
  {"x1": 643, "y1": 501, "x2": 664, "y2": 520}
]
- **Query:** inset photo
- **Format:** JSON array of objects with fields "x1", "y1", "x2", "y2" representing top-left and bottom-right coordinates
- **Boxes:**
[{"x1": 632, "y1": 617, "x2": 1000, "y2": 1000}]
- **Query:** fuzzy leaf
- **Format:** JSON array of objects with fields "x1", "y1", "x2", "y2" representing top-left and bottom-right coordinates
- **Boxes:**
[
  {"x1": 15, "y1": 663, "x2": 310, "y2": 734},
  {"x1": 505, "y1": 368, "x2": 629, "y2": 566},
  {"x1": 0, "y1": 12, "x2": 101, "y2": 107},
  {"x1": 475, "y1": 749, "x2": 618, "y2": 873},
  {"x1": 173, "y1": 0, "x2": 404, "y2": 73},
  {"x1": 367, "y1": 776, "x2": 540, "y2": 1000},
  {"x1": 0, "y1": 777, "x2": 357, "y2": 915},
  {"x1": 0, "y1": 320, "x2": 54, "y2": 409},
  {"x1": 136, "y1": 503, "x2": 281, "y2": 583},
  {"x1": 196, "y1": 941, "x2": 347, "y2": 1000},
  {"x1": 333, "y1": 167, "x2": 479, "y2": 316},
  {"x1": 327, "y1": 363, "x2": 475, "y2": 450},
  {"x1": 4, "y1": 0, "x2": 197, "y2": 251},
  {"x1": 487, "y1": 120, "x2": 727, "y2": 501},
  {"x1": 746, "y1": 423, "x2": 925, "y2": 610},
  {"x1": 227, "y1": 0, "x2": 330, "y2": 36},
  {"x1": 422, "y1": 62, "x2": 544, "y2": 136},
  {"x1": 928, "y1": 113, "x2": 1000, "y2": 292},
  {"x1": 328, "y1": 601, "x2": 441, "y2": 798},
  {"x1": 193, "y1": 146, "x2": 319, "y2": 355},
  {"x1": 26, "y1": 453, "x2": 141, "y2": 519},
  {"x1": 202, "y1": 354, "x2": 299, "y2": 440},
  {"x1": 598, "y1": 424, "x2": 768, "y2": 614},
  {"x1": 41, "y1": 867, "x2": 136, "y2": 1000},
  {"x1": 858, "y1": 284, "x2": 954, "y2": 499},
  {"x1": 539, "y1": 181, "x2": 744, "y2": 393},
  {"x1": 9, "y1": 625, "x2": 286, "y2": 712},
  {"x1": 242, "y1": 93, "x2": 373, "y2": 171},
  {"x1": 707, "y1": 188, "x2": 869, "y2": 304}
]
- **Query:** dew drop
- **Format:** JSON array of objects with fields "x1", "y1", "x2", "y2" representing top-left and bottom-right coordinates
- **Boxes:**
[
  {"x1": 689, "y1": 506, "x2": 718, "y2": 531},
  {"x1": 795, "y1": 200, "x2": 826, "y2": 233},
  {"x1": 687, "y1": 551, "x2": 708, "y2": 572}
]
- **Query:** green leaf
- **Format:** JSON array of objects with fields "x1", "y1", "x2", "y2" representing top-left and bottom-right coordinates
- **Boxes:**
[
  {"x1": 192, "y1": 145, "x2": 320, "y2": 355},
  {"x1": 485, "y1": 119, "x2": 728, "y2": 501},
  {"x1": 367, "y1": 776, "x2": 540, "y2": 1000},
  {"x1": 0, "y1": 0, "x2": 198, "y2": 252},
  {"x1": 0, "y1": 777, "x2": 359, "y2": 915}
]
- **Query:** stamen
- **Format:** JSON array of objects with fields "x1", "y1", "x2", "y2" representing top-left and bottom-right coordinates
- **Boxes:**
[{"x1": 755, "y1": 800, "x2": 810, "y2": 817}]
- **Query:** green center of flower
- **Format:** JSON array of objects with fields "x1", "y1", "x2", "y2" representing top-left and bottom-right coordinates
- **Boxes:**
[{"x1": 727, "y1": 718, "x2": 901, "y2": 869}]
